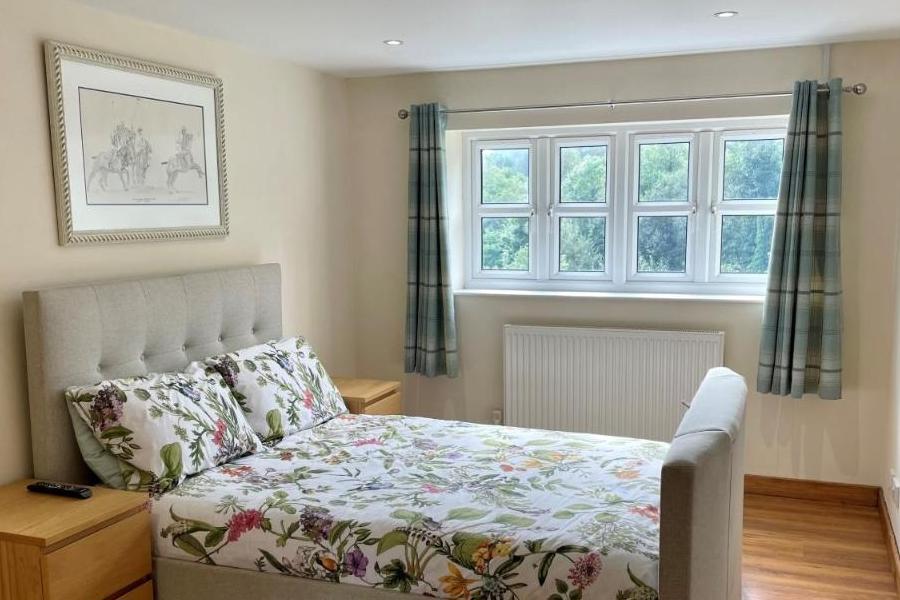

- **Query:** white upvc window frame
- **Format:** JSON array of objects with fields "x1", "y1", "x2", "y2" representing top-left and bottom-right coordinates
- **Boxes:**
[
  {"x1": 706, "y1": 129, "x2": 787, "y2": 285},
  {"x1": 469, "y1": 138, "x2": 538, "y2": 282},
  {"x1": 627, "y1": 133, "x2": 698, "y2": 283},
  {"x1": 550, "y1": 135, "x2": 615, "y2": 282},
  {"x1": 460, "y1": 116, "x2": 788, "y2": 296}
]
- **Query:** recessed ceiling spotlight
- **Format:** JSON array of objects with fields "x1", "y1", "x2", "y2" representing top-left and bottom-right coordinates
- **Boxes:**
[
  {"x1": 713, "y1": 10, "x2": 739, "y2": 18},
  {"x1": 383, "y1": 39, "x2": 404, "y2": 46}
]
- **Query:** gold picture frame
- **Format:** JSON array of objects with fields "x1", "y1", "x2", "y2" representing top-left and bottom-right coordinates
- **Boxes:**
[{"x1": 44, "y1": 41, "x2": 229, "y2": 245}]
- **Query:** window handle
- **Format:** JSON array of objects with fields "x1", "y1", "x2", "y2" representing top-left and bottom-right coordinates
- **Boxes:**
[
  {"x1": 530, "y1": 207, "x2": 536, "y2": 217},
  {"x1": 690, "y1": 202, "x2": 698, "y2": 215},
  {"x1": 547, "y1": 203, "x2": 554, "y2": 217},
  {"x1": 710, "y1": 203, "x2": 718, "y2": 214}
]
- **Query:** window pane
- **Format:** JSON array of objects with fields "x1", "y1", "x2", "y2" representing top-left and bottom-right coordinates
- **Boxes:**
[
  {"x1": 723, "y1": 139, "x2": 784, "y2": 200},
  {"x1": 560, "y1": 145, "x2": 607, "y2": 203},
  {"x1": 638, "y1": 142, "x2": 690, "y2": 202},
  {"x1": 720, "y1": 215, "x2": 775, "y2": 274},
  {"x1": 481, "y1": 148, "x2": 529, "y2": 204},
  {"x1": 481, "y1": 217, "x2": 529, "y2": 270},
  {"x1": 559, "y1": 217, "x2": 606, "y2": 272},
  {"x1": 637, "y1": 216, "x2": 688, "y2": 273}
]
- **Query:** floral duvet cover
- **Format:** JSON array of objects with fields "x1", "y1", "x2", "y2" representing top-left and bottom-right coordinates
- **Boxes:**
[{"x1": 153, "y1": 414, "x2": 666, "y2": 600}]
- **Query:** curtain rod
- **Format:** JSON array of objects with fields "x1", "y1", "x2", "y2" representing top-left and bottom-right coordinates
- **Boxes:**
[{"x1": 396, "y1": 82, "x2": 868, "y2": 120}]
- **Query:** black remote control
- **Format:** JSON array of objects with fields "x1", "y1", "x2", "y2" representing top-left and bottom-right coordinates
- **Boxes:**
[{"x1": 27, "y1": 481, "x2": 92, "y2": 499}]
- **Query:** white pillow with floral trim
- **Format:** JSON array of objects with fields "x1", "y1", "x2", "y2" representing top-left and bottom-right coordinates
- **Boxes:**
[
  {"x1": 190, "y1": 337, "x2": 347, "y2": 442},
  {"x1": 66, "y1": 371, "x2": 263, "y2": 493}
]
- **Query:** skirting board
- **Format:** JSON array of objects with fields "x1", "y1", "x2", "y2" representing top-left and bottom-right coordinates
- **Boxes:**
[
  {"x1": 744, "y1": 474, "x2": 879, "y2": 507},
  {"x1": 746, "y1": 475, "x2": 900, "y2": 595},
  {"x1": 878, "y1": 489, "x2": 900, "y2": 597}
]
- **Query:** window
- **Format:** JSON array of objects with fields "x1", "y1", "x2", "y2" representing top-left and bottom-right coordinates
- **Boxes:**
[
  {"x1": 560, "y1": 145, "x2": 607, "y2": 203},
  {"x1": 559, "y1": 217, "x2": 606, "y2": 272},
  {"x1": 550, "y1": 137, "x2": 612, "y2": 281},
  {"x1": 463, "y1": 117, "x2": 786, "y2": 295},
  {"x1": 481, "y1": 217, "x2": 529, "y2": 271},
  {"x1": 631, "y1": 136, "x2": 695, "y2": 280},
  {"x1": 481, "y1": 147, "x2": 529, "y2": 204},
  {"x1": 472, "y1": 141, "x2": 536, "y2": 278},
  {"x1": 710, "y1": 134, "x2": 784, "y2": 282}
]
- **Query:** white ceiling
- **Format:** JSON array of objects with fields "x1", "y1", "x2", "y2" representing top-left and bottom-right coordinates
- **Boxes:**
[{"x1": 75, "y1": 0, "x2": 900, "y2": 77}]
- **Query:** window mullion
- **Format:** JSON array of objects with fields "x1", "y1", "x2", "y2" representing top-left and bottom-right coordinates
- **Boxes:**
[
  {"x1": 719, "y1": 201, "x2": 775, "y2": 213},
  {"x1": 613, "y1": 132, "x2": 629, "y2": 286},
  {"x1": 476, "y1": 204, "x2": 533, "y2": 216},
  {"x1": 530, "y1": 137, "x2": 541, "y2": 280},
  {"x1": 695, "y1": 131, "x2": 714, "y2": 283}
]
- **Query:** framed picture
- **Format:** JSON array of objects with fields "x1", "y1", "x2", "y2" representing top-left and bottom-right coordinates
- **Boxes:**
[{"x1": 44, "y1": 41, "x2": 228, "y2": 245}]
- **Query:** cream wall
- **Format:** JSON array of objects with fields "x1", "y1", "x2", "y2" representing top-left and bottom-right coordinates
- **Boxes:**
[
  {"x1": 347, "y1": 42, "x2": 900, "y2": 490},
  {"x1": 871, "y1": 43, "x2": 900, "y2": 536},
  {"x1": 0, "y1": 0, "x2": 354, "y2": 483}
]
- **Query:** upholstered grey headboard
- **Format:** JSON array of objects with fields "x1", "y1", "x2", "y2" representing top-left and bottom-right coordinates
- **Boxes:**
[{"x1": 22, "y1": 264, "x2": 283, "y2": 484}]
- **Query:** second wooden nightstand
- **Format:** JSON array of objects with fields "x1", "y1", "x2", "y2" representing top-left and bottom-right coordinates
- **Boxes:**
[
  {"x1": 0, "y1": 479, "x2": 152, "y2": 600},
  {"x1": 332, "y1": 378, "x2": 402, "y2": 415}
]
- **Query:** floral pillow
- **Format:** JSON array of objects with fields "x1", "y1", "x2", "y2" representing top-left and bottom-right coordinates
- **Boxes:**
[
  {"x1": 67, "y1": 371, "x2": 263, "y2": 493},
  {"x1": 191, "y1": 337, "x2": 347, "y2": 442}
]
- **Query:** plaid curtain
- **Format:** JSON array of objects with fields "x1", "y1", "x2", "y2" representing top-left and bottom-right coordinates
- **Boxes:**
[
  {"x1": 404, "y1": 103, "x2": 459, "y2": 377},
  {"x1": 757, "y1": 79, "x2": 843, "y2": 399}
]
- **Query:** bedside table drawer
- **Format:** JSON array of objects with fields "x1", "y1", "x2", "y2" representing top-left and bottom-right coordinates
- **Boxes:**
[
  {"x1": 44, "y1": 509, "x2": 151, "y2": 600},
  {"x1": 365, "y1": 391, "x2": 401, "y2": 415}
]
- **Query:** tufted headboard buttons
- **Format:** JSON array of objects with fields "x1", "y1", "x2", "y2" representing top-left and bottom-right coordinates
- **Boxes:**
[{"x1": 22, "y1": 264, "x2": 283, "y2": 484}]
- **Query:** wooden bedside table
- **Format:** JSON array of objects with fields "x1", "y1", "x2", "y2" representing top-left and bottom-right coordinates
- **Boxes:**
[
  {"x1": 0, "y1": 479, "x2": 152, "y2": 600},
  {"x1": 332, "y1": 378, "x2": 401, "y2": 415}
]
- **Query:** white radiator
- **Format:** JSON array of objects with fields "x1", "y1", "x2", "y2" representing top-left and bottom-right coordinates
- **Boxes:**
[{"x1": 503, "y1": 325, "x2": 724, "y2": 441}]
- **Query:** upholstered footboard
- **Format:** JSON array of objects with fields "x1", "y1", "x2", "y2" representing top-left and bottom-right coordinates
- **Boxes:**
[{"x1": 659, "y1": 367, "x2": 747, "y2": 600}]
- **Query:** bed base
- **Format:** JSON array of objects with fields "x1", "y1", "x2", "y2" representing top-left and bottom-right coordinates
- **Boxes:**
[{"x1": 155, "y1": 557, "x2": 405, "y2": 600}]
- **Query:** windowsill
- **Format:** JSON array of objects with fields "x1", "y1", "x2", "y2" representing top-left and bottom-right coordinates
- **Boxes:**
[{"x1": 454, "y1": 288, "x2": 765, "y2": 303}]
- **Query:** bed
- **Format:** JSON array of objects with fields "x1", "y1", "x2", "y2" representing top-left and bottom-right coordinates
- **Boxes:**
[{"x1": 22, "y1": 264, "x2": 747, "y2": 600}]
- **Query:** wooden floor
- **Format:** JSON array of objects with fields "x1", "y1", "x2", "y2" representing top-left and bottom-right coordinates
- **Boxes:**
[{"x1": 743, "y1": 493, "x2": 898, "y2": 599}]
